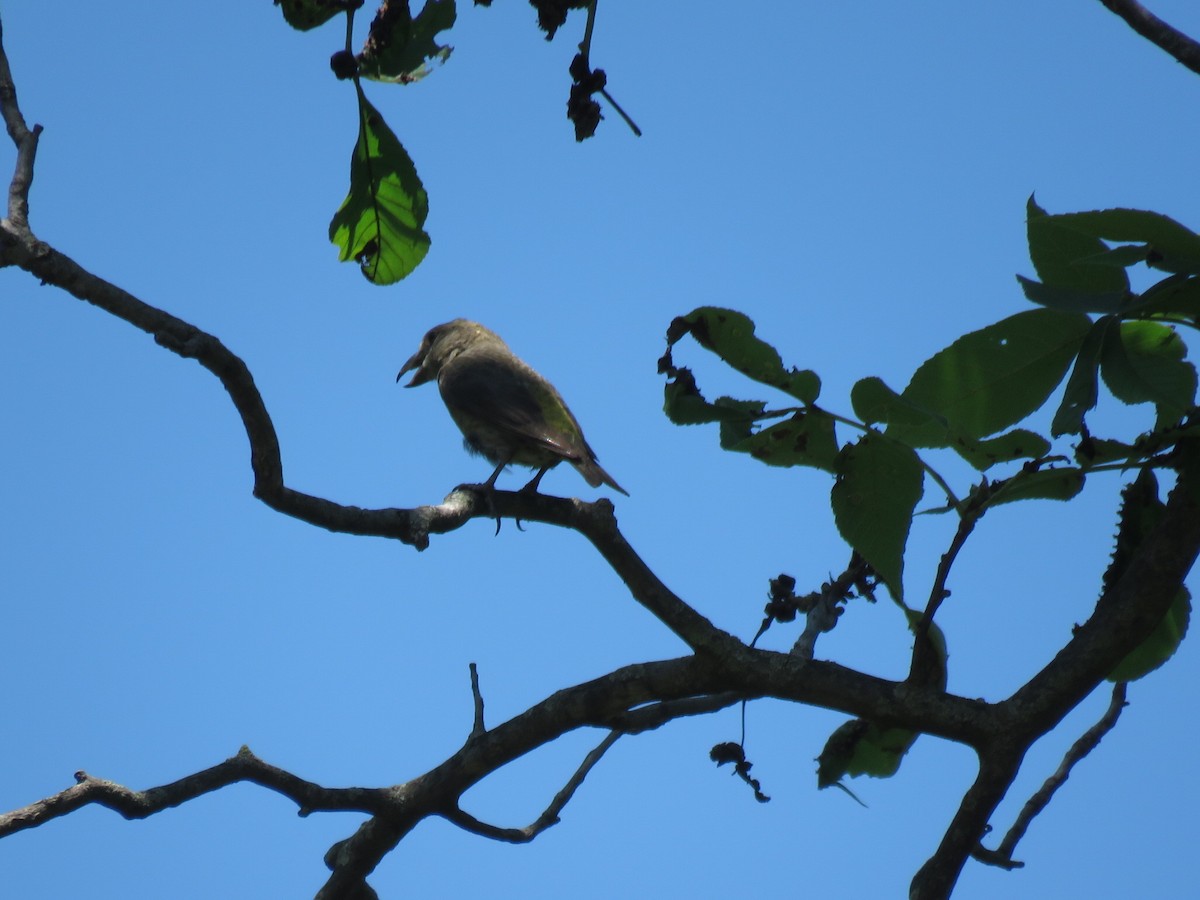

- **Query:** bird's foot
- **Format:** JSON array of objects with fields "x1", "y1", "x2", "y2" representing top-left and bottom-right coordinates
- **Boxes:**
[{"x1": 453, "y1": 482, "x2": 523, "y2": 535}]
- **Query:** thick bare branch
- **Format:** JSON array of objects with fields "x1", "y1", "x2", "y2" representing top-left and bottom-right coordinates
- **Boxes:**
[{"x1": 1098, "y1": 0, "x2": 1200, "y2": 75}]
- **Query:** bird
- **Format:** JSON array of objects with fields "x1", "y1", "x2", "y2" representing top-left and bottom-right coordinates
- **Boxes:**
[{"x1": 397, "y1": 319, "x2": 628, "y2": 497}]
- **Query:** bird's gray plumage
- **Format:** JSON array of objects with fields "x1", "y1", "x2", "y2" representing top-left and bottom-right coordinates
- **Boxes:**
[{"x1": 397, "y1": 319, "x2": 627, "y2": 495}]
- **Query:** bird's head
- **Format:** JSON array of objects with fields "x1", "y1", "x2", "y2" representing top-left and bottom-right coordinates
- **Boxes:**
[{"x1": 397, "y1": 319, "x2": 498, "y2": 387}]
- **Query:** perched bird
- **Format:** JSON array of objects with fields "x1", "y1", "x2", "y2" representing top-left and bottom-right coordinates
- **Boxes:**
[{"x1": 397, "y1": 319, "x2": 628, "y2": 496}]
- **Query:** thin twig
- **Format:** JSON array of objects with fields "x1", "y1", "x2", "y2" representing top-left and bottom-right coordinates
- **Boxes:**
[
  {"x1": 443, "y1": 731, "x2": 621, "y2": 843},
  {"x1": 599, "y1": 87, "x2": 643, "y2": 137},
  {"x1": 974, "y1": 682, "x2": 1129, "y2": 869},
  {"x1": 468, "y1": 662, "x2": 487, "y2": 739},
  {"x1": 910, "y1": 490, "x2": 986, "y2": 680},
  {"x1": 1097, "y1": 0, "x2": 1200, "y2": 76}
]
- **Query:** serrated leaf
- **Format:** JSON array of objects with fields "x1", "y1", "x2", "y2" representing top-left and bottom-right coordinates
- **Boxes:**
[
  {"x1": 275, "y1": 0, "x2": 343, "y2": 31},
  {"x1": 1099, "y1": 321, "x2": 1196, "y2": 424},
  {"x1": 1052, "y1": 316, "x2": 1117, "y2": 436},
  {"x1": 329, "y1": 91, "x2": 430, "y2": 284},
  {"x1": 358, "y1": 0, "x2": 456, "y2": 83},
  {"x1": 1107, "y1": 588, "x2": 1190, "y2": 682},
  {"x1": 730, "y1": 409, "x2": 839, "y2": 472},
  {"x1": 667, "y1": 307, "x2": 821, "y2": 403},
  {"x1": 888, "y1": 309, "x2": 1092, "y2": 447},
  {"x1": 1027, "y1": 196, "x2": 1130, "y2": 294},
  {"x1": 989, "y1": 467, "x2": 1086, "y2": 506},
  {"x1": 831, "y1": 434, "x2": 924, "y2": 600}
]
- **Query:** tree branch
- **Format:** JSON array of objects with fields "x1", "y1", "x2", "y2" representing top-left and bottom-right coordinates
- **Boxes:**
[
  {"x1": 0, "y1": 746, "x2": 391, "y2": 838},
  {"x1": 0, "y1": 18, "x2": 40, "y2": 231},
  {"x1": 444, "y1": 731, "x2": 621, "y2": 843},
  {"x1": 974, "y1": 681, "x2": 1128, "y2": 870},
  {"x1": 1097, "y1": 0, "x2": 1200, "y2": 75}
]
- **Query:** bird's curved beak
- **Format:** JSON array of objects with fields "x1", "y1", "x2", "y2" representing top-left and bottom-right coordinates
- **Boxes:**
[{"x1": 397, "y1": 349, "x2": 429, "y2": 387}]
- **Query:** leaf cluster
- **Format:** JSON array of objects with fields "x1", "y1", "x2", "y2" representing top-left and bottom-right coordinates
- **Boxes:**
[
  {"x1": 277, "y1": 0, "x2": 621, "y2": 284},
  {"x1": 660, "y1": 200, "x2": 1200, "y2": 791}
]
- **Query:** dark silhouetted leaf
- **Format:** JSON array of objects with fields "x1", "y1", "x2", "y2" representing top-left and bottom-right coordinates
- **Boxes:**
[
  {"x1": 667, "y1": 307, "x2": 820, "y2": 404},
  {"x1": 358, "y1": 0, "x2": 456, "y2": 83},
  {"x1": 888, "y1": 309, "x2": 1091, "y2": 448},
  {"x1": 831, "y1": 434, "x2": 924, "y2": 600}
]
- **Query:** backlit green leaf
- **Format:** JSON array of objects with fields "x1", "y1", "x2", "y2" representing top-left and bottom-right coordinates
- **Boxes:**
[
  {"x1": 329, "y1": 91, "x2": 430, "y2": 284},
  {"x1": 1099, "y1": 321, "x2": 1196, "y2": 424}
]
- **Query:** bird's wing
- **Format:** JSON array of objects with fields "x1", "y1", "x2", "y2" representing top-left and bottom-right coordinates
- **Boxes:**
[{"x1": 439, "y1": 354, "x2": 588, "y2": 461}]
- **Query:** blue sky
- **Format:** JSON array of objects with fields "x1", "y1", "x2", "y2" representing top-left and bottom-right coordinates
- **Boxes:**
[{"x1": 2, "y1": 2, "x2": 1199, "y2": 897}]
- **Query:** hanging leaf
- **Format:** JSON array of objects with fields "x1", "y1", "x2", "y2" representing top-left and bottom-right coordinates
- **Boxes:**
[
  {"x1": 330, "y1": 90, "x2": 431, "y2": 284},
  {"x1": 817, "y1": 720, "x2": 918, "y2": 788},
  {"x1": 831, "y1": 433, "x2": 924, "y2": 600}
]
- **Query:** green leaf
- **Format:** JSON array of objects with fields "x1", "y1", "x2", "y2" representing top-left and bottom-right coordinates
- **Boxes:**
[
  {"x1": 666, "y1": 307, "x2": 821, "y2": 403},
  {"x1": 851, "y1": 376, "x2": 946, "y2": 431},
  {"x1": 1026, "y1": 196, "x2": 1130, "y2": 294},
  {"x1": 275, "y1": 0, "x2": 344, "y2": 31},
  {"x1": 988, "y1": 467, "x2": 1086, "y2": 506},
  {"x1": 1107, "y1": 588, "x2": 1191, "y2": 682},
  {"x1": 1099, "y1": 321, "x2": 1196, "y2": 424},
  {"x1": 1016, "y1": 275, "x2": 1131, "y2": 315},
  {"x1": 329, "y1": 91, "x2": 430, "y2": 284},
  {"x1": 661, "y1": 368, "x2": 766, "y2": 428},
  {"x1": 953, "y1": 429, "x2": 1052, "y2": 470},
  {"x1": 888, "y1": 309, "x2": 1092, "y2": 447},
  {"x1": 1052, "y1": 316, "x2": 1117, "y2": 436},
  {"x1": 1052, "y1": 208, "x2": 1200, "y2": 275},
  {"x1": 817, "y1": 720, "x2": 918, "y2": 788},
  {"x1": 358, "y1": 0, "x2": 456, "y2": 83},
  {"x1": 1132, "y1": 274, "x2": 1200, "y2": 319},
  {"x1": 831, "y1": 434, "x2": 924, "y2": 600},
  {"x1": 1076, "y1": 244, "x2": 1153, "y2": 268},
  {"x1": 716, "y1": 398, "x2": 770, "y2": 449},
  {"x1": 729, "y1": 409, "x2": 840, "y2": 472}
]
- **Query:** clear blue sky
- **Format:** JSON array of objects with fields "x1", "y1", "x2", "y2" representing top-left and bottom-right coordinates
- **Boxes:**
[{"x1": 2, "y1": 2, "x2": 1199, "y2": 898}]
